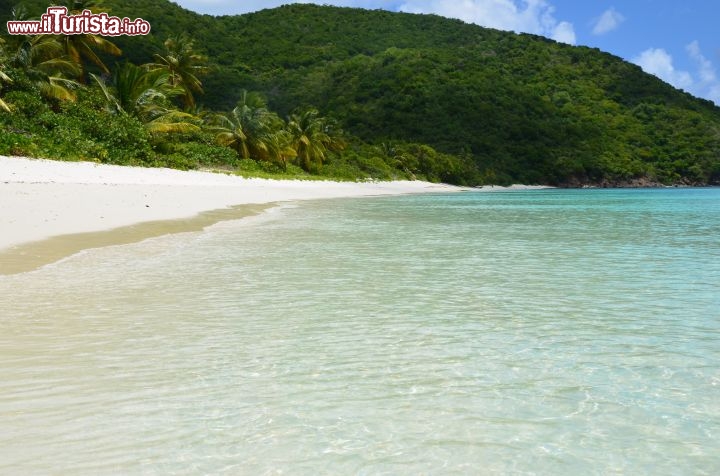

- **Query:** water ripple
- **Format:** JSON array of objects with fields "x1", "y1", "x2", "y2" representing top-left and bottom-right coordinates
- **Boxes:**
[{"x1": 1, "y1": 189, "x2": 719, "y2": 474}]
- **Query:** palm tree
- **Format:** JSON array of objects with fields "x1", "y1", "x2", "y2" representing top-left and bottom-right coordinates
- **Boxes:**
[
  {"x1": 13, "y1": 35, "x2": 80, "y2": 101},
  {"x1": 148, "y1": 35, "x2": 208, "y2": 110},
  {"x1": 0, "y1": 79, "x2": 9, "y2": 112},
  {"x1": 0, "y1": 40, "x2": 12, "y2": 112},
  {"x1": 3, "y1": 4, "x2": 30, "y2": 51},
  {"x1": 91, "y1": 62, "x2": 199, "y2": 134},
  {"x1": 262, "y1": 129, "x2": 297, "y2": 170},
  {"x1": 379, "y1": 142, "x2": 417, "y2": 178},
  {"x1": 60, "y1": 0, "x2": 122, "y2": 79},
  {"x1": 287, "y1": 108, "x2": 345, "y2": 171},
  {"x1": 209, "y1": 91, "x2": 287, "y2": 163}
]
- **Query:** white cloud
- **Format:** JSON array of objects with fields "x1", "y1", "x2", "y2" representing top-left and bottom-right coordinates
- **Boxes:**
[
  {"x1": 686, "y1": 41, "x2": 720, "y2": 103},
  {"x1": 687, "y1": 41, "x2": 716, "y2": 84},
  {"x1": 172, "y1": 0, "x2": 576, "y2": 43},
  {"x1": 632, "y1": 48, "x2": 693, "y2": 90},
  {"x1": 398, "y1": 0, "x2": 576, "y2": 44},
  {"x1": 633, "y1": 43, "x2": 720, "y2": 104},
  {"x1": 552, "y1": 21, "x2": 576, "y2": 44},
  {"x1": 592, "y1": 7, "x2": 624, "y2": 35},
  {"x1": 709, "y1": 85, "x2": 720, "y2": 104}
]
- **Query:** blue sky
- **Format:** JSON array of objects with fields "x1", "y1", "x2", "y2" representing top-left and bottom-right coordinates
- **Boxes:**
[{"x1": 172, "y1": 0, "x2": 720, "y2": 104}]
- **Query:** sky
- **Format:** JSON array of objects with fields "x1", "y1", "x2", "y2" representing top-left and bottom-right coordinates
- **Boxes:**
[{"x1": 172, "y1": 0, "x2": 720, "y2": 104}]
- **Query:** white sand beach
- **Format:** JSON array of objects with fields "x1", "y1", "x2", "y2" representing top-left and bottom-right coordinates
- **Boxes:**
[{"x1": 0, "y1": 156, "x2": 463, "y2": 253}]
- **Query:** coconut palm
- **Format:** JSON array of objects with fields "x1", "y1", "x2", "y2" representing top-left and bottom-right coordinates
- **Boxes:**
[
  {"x1": 148, "y1": 35, "x2": 208, "y2": 110},
  {"x1": 379, "y1": 142, "x2": 417, "y2": 178},
  {"x1": 3, "y1": 4, "x2": 30, "y2": 51},
  {"x1": 91, "y1": 62, "x2": 199, "y2": 134},
  {"x1": 209, "y1": 91, "x2": 287, "y2": 163},
  {"x1": 0, "y1": 40, "x2": 12, "y2": 112},
  {"x1": 13, "y1": 35, "x2": 81, "y2": 101},
  {"x1": 0, "y1": 81, "x2": 8, "y2": 112},
  {"x1": 287, "y1": 108, "x2": 345, "y2": 171},
  {"x1": 262, "y1": 129, "x2": 297, "y2": 170},
  {"x1": 59, "y1": 0, "x2": 122, "y2": 79}
]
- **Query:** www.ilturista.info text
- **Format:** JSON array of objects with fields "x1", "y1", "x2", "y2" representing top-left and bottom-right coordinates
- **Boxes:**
[{"x1": 6, "y1": 7, "x2": 150, "y2": 36}]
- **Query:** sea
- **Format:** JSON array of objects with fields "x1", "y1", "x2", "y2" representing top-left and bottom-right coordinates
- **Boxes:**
[{"x1": 1, "y1": 188, "x2": 719, "y2": 475}]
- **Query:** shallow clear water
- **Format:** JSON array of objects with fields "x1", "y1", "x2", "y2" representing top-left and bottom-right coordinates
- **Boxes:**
[{"x1": 1, "y1": 188, "x2": 719, "y2": 474}]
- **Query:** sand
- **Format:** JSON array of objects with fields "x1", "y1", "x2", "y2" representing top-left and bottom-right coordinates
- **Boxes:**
[{"x1": 0, "y1": 156, "x2": 464, "y2": 270}]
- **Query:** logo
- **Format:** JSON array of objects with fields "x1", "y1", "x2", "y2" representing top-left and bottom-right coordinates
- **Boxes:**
[{"x1": 7, "y1": 7, "x2": 151, "y2": 36}]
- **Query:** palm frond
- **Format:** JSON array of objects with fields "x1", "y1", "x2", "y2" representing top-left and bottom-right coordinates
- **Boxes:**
[
  {"x1": 39, "y1": 79, "x2": 77, "y2": 101},
  {"x1": 90, "y1": 72, "x2": 122, "y2": 112}
]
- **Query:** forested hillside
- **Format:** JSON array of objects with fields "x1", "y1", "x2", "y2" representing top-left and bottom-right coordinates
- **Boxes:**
[{"x1": 2, "y1": 0, "x2": 719, "y2": 185}]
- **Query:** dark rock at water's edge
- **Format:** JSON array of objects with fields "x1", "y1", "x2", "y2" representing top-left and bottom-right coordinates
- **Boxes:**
[{"x1": 559, "y1": 174, "x2": 718, "y2": 189}]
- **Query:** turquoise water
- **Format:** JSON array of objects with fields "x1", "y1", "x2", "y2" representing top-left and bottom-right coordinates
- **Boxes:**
[{"x1": 1, "y1": 188, "x2": 719, "y2": 474}]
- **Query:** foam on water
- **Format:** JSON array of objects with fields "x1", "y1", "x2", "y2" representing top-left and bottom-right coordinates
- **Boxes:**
[{"x1": 1, "y1": 189, "x2": 719, "y2": 474}]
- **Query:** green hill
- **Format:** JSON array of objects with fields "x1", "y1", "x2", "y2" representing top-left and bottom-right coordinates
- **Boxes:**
[{"x1": 2, "y1": 1, "x2": 720, "y2": 185}]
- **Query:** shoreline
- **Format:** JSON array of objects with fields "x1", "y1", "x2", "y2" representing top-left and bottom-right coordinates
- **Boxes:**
[
  {"x1": 0, "y1": 203, "x2": 275, "y2": 275},
  {"x1": 0, "y1": 156, "x2": 466, "y2": 274}
]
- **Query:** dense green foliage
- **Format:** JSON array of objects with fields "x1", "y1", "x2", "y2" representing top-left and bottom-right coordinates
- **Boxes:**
[{"x1": 2, "y1": 0, "x2": 720, "y2": 185}]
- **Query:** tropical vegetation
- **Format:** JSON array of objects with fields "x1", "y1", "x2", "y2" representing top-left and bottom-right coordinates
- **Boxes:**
[{"x1": 1, "y1": 0, "x2": 719, "y2": 185}]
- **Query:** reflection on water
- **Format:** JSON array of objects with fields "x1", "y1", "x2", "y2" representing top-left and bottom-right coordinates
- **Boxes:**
[{"x1": 1, "y1": 190, "x2": 719, "y2": 474}]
